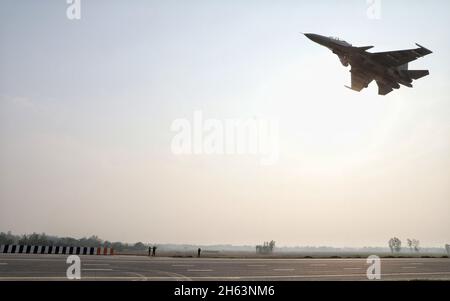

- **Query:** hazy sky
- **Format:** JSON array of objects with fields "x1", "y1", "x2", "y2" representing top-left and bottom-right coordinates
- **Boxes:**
[{"x1": 0, "y1": 0, "x2": 449, "y2": 247}]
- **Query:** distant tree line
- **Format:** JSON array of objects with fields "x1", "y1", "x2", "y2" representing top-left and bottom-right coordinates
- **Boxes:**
[
  {"x1": 388, "y1": 237, "x2": 421, "y2": 253},
  {"x1": 0, "y1": 231, "x2": 150, "y2": 252},
  {"x1": 256, "y1": 240, "x2": 276, "y2": 254}
]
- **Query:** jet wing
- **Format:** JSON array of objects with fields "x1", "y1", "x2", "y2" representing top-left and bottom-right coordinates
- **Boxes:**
[
  {"x1": 347, "y1": 69, "x2": 373, "y2": 92},
  {"x1": 370, "y1": 44, "x2": 432, "y2": 67},
  {"x1": 376, "y1": 81, "x2": 393, "y2": 96}
]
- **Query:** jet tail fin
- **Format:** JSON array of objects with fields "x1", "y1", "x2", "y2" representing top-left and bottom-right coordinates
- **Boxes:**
[
  {"x1": 357, "y1": 46, "x2": 374, "y2": 51},
  {"x1": 406, "y1": 70, "x2": 429, "y2": 80},
  {"x1": 415, "y1": 43, "x2": 433, "y2": 55}
]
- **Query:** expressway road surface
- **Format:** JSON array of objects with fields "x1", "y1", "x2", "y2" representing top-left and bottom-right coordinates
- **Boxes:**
[{"x1": 0, "y1": 254, "x2": 449, "y2": 281}]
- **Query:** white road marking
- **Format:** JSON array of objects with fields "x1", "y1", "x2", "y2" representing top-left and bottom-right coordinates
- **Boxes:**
[
  {"x1": 402, "y1": 266, "x2": 417, "y2": 269},
  {"x1": 0, "y1": 263, "x2": 7, "y2": 265},
  {"x1": 172, "y1": 264, "x2": 194, "y2": 267},
  {"x1": 273, "y1": 268, "x2": 295, "y2": 271},
  {"x1": 310, "y1": 264, "x2": 327, "y2": 267},
  {"x1": 247, "y1": 264, "x2": 267, "y2": 267},
  {"x1": 187, "y1": 269, "x2": 213, "y2": 272},
  {"x1": 344, "y1": 267, "x2": 363, "y2": 270},
  {"x1": 1, "y1": 272, "x2": 450, "y2": 280},
  {"x1": 125, "y1": 271, "x2": 148, "y2": 281}
]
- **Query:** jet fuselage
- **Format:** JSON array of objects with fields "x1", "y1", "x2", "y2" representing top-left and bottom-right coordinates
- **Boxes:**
[{"x1": 304, "y1": 33, "x2": 432, "y2": 95}]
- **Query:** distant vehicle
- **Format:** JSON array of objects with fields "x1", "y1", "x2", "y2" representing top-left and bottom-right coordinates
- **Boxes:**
[{"x1": 304, "y1": 33, "x2": 432, "y2": 95}]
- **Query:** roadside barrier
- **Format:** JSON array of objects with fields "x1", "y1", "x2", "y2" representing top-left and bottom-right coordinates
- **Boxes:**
[{"x1": 0, "y1": 245, "x2": 114, "y2": 255}]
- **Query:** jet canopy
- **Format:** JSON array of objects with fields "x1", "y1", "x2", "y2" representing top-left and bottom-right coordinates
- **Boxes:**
[{"x1": 329, "y1": 36, "x2": 352, "y2": 47}]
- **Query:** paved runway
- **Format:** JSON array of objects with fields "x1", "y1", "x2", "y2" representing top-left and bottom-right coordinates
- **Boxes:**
[{"x1": 0, "y1": 254, "x2": 449, "y2": 281}]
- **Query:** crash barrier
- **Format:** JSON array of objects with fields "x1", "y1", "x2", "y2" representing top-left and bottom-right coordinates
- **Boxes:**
[{"x1": 0, "y1": 245, "x2": 114, "y2": 255}]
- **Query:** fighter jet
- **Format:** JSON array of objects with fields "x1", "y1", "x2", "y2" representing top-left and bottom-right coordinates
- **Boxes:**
[{"x1": 304, "y1": 33, "x2": 432, "y2": 95}]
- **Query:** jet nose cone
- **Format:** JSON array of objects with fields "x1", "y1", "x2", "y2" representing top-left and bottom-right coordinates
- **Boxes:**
[
  {"x1": 303, "y1": 33, "x2": 331, "y2": 48},
  {"x1": 303, "y1": 33, "x2": 320, "y2": 43}
]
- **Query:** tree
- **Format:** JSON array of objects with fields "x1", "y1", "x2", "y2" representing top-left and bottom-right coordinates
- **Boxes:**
[
  {"x1": 133, "y1": 242, "x2": 146, "y2": 250},
  {"x1": 406, "y1": 238, "x2": 420, "y2": 252},
  {"x1": 0, "y1": 232, "x2": 16, "y2": 245},
  {"x1": 407, "y1": 239, "x2": 413, "y2": 251},
  {"x1": 269, "y1": 240, "x2": 276, "y2": 252},
  {"x1": 79, "y1": 235, "x2": 103, "y2": 247},
  {"x1": 388, "y1": 238, "x2": 395, "y2": 253},
  {"x1": 388, "y1": 237, "x2": 402, "y2": 253},
  {"x1": 411, "y1": 239, "x2": 420, "y2": 252}
]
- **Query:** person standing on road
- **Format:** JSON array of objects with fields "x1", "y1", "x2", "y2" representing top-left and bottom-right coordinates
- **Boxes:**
[
  {"x1": 148, "y1": 246, "x2": 152, "y2": 257},
  {"x1": 152, "y1": 245, "x2": 157, "y2": 256},
  {"x1": 197, "y1": 248, "x2": 201, "y2": 258}
]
